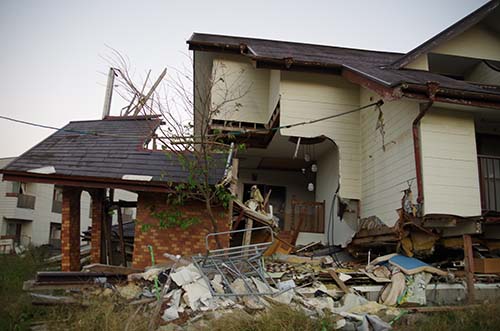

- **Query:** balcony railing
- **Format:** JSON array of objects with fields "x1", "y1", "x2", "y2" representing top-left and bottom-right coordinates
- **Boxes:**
[
  {"x1": 478, "y1": 155, "x2": 500, "y2": 213},
  {"x1": 16, "y1": 194, "x2": 36, "y2": 210}
]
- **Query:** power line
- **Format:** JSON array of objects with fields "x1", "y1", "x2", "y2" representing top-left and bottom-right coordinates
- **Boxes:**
[{"x1": 0, "y1": 99, "x2": 383, "y2": 141}]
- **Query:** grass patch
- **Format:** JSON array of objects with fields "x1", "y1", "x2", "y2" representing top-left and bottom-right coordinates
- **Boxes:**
[
  {"x1": 0, "y1": 247, "x2": 50, "y2": 330},
  {"x1": 201, "y1": 304, "x2": 337, "y2": 331},
  {"x1": 394, "y1": 303, "x2": 500, "y2": 331},
  {"x1": 42, "y1": 297, "x2": 149, "y2": 331}
]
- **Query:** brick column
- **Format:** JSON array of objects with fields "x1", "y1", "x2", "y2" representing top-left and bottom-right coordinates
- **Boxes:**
[
  {"x1": 61, "y1": 187, "x2": 82, "y2": 271},
  {"x1": 88, "y1": 189, "x2": 105, "y2": 264}
]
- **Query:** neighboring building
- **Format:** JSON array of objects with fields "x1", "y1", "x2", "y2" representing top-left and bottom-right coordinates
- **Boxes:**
[
  {"x1": 188, "y1": 0, "x2": 500, "y2": 246},
  {"x1": 0, "y1": 157, "x2": 137, "y2": 251}
]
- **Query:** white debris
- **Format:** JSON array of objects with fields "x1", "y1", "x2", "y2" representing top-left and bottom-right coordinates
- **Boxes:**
[
  {"x1": 28, "y1": 166, "x2": 56, "y2": 174},
  {"x1": 162, "y1": 289, "x2": 182, "y2": 322},
  {"x1": 171, "y1": 265, "x2": 202, "y2": 286},
  {"x1": 210, "y1": 274, "x2": 225, "y2": 294},
  {"x1": 339, "y1": 273, "x2": 352, "y2": 282},
  {"x1": 182, "y1": 278, "x2": 212, "y2": 311},
  {"x1": 122, "y1": 174, "x2": 152, "y2": 181},
  {"x1": 277, "y1": 279, "x2": 296, "y2": 291}
]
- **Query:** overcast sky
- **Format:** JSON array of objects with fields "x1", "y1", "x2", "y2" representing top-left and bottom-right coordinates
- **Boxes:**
[{"x1": 0, "y1": 0, "x2": 488, "y2": 158}]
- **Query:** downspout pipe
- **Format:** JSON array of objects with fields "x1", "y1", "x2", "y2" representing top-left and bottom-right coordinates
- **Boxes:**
[{"x1": 413, "y1": 82, "x2": 439, "y2": 205}]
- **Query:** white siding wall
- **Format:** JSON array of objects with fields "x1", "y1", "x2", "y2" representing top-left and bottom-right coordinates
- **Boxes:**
[
  {"x1": 420, "y1": 109, "x2": 481, "y2": 216},
  {"x1": 212, "y1": 54, "x2": 270, "y2": 124},
  {"x1": 314, "y1": 144, "x2": 354, "y2": 245},
  {"x1": 268, "y1": 70, "x2": 280, "y2": 116},
  {"x1": 279, "y1": 71, "x2": 361, "y2": 199},
  {"x1": 360, "y1": 89, "x2": 420, "y2": 226}
]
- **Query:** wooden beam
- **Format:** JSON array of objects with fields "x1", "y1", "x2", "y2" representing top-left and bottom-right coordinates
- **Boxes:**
[
  {"x1": 463, "y1": 234, "x2": 475, "y2": 304},
  {"x1": 242, "y1": 218, "x2": 253, "y2": 247},
  {"x1": 442, "y1": 221, "x2": 482, "y2": 237},
  {"x1": 327, "y1": 269, "x2": 351, "y2": 293}
]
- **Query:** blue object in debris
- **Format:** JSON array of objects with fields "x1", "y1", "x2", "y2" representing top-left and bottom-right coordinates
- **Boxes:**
[{"x1": 389, "y1": 254, "x2": 429, "y2": 271}]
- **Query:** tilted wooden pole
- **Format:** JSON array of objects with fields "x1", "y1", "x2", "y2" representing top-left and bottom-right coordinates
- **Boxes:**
[{"x1": 463, "y1": 234, "x2": 475, "y2": 303}]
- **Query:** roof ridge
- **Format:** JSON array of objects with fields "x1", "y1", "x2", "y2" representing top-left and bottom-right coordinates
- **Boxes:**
[
  {"x1": 68, "y1": 115, "x2": 161, "y2": 124},
  {"x1": 189, "y1": 32, "x2": 404, "y2": 56}
]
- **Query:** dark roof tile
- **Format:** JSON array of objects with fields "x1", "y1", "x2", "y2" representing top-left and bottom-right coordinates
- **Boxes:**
[{"x1": 3, "y1": 117, "x2": 228, "y2": 185}]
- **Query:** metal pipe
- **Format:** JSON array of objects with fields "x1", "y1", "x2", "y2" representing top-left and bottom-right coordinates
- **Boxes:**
[{"x1": 413, "y1": 82, "x2": 439, "y2": 205}]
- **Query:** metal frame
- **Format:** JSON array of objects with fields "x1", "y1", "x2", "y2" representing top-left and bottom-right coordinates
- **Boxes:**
[{"x1": 192, "y1": 226, "x2": 279, "y2": 297}]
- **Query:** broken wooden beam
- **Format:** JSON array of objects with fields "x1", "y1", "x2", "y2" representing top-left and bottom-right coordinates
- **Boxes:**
[{"x1": 327, "y1": 268, "x2": 351, "y2": 293}]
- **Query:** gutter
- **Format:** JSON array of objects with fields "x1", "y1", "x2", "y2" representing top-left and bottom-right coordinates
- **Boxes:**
[
  {"x1": 412, "y1": 82, "x2": 439, "y2": 205},
  {"x1": 401, "y1": 83, "x2": 500, "y2": 110},
  {"x1": 0, "y1": 170, "x2": 174, "y2": 193}
]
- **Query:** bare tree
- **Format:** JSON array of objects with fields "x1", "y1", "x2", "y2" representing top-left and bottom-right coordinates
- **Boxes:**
[{"x1": 105, "y1": 50, "x2": 250, "y2": 247}]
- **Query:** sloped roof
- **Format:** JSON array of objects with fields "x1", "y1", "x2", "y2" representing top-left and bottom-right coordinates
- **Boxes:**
[
  {"x1": 188, "y1": 32, "x2": 500, "y2": 102},
  {"x1": 188, "y1": 33, "x2": 402, "y2": 67},
  {"x1": 1, "y1": 116, "x2": 228, "y2": 190}
]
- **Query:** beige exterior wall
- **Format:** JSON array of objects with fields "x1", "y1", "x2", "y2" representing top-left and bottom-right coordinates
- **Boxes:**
[
  {"x1": 405, "y1": 55, "x2": 429, "y2": 70},
  {"x1": 212, "y1": 54, "x2": 270, "y2": 124},
  {"x1": 360, "y1": 89, "x2": 420, "y2": 226},
  {"x1": 466, "y1": 61, "x2": 500, "y2": 85},
  {"x1": 432, "y1": 25, "x2": 500, "y2": 62},
  {"x1": 279, "y1": 71, "x2": 361, "y2": 199},
  {"x1": 420, "y1": 109, "x2": 482, "y2": 216}
]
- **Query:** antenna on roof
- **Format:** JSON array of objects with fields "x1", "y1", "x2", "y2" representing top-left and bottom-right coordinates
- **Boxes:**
[{"x1": 102, "y1": 68, "x2": 116, "y2": 119}]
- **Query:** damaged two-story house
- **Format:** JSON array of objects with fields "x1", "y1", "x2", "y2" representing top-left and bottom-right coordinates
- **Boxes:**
[
  {"x1": 188, "y1": 0, "x2": 500, "y2": 252},
  {"x1": 1, "y1": 0, "x2": 500, "y2": 272}
]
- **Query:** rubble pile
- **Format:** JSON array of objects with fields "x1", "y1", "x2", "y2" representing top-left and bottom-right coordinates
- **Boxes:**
[{"x1": 26, "y1": 246, "x2": 476, "y2": 331}]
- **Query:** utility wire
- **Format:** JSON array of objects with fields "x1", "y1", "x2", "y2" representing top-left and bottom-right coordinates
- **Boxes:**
[{"x1": 0, "y1": 99, "x2": 383, "y2": 141}]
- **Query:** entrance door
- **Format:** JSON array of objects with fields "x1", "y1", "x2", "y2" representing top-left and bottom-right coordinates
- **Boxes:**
[{"x1": 243, "y1": 184, "x2": 286, "y2": 229}]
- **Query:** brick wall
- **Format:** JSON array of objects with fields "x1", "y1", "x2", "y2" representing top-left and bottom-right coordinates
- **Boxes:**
[
  {"x1": 61, "y1": 187, "x2": 81, "y2": 271},
  {"x1": 132, "y1": 192, "x2": 230, "y2": 269},
  {"x1": 88, "y1": 189, "x2": 105, "y2": 264}
]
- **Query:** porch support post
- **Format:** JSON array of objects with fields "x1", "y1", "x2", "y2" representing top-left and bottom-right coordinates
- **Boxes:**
[
  {"x1": 463, "y1": 234, "x2": 475, "y2": 303},
  {"x1": 61, "y1": 187, "x2": 82, "y2": 271},
  {"x1": 88, "y1": 188, "x2": 105, "y2": 264}
]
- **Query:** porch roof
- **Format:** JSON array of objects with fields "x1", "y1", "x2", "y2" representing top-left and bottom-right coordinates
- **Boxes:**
[{"x1": 1, "y1": 116, "x2": 228, "y2": 191}]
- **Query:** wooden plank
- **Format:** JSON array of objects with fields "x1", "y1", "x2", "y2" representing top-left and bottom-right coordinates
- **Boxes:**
[
  {"x1": 117, "y1": 207, "x2": 127, "y2": 266},
  {"x1": 407, "y1": 305, "x2": 482, "y2": 313},
  {"x1": 82, "y1": 263, "x2": 142, "y2": 275},
  {"x1": 327, "y1": 269, "x2": 351, "y2": 293},
  {"x1": 463, "y1": 234, "x2": 475, "y2": 304}
]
